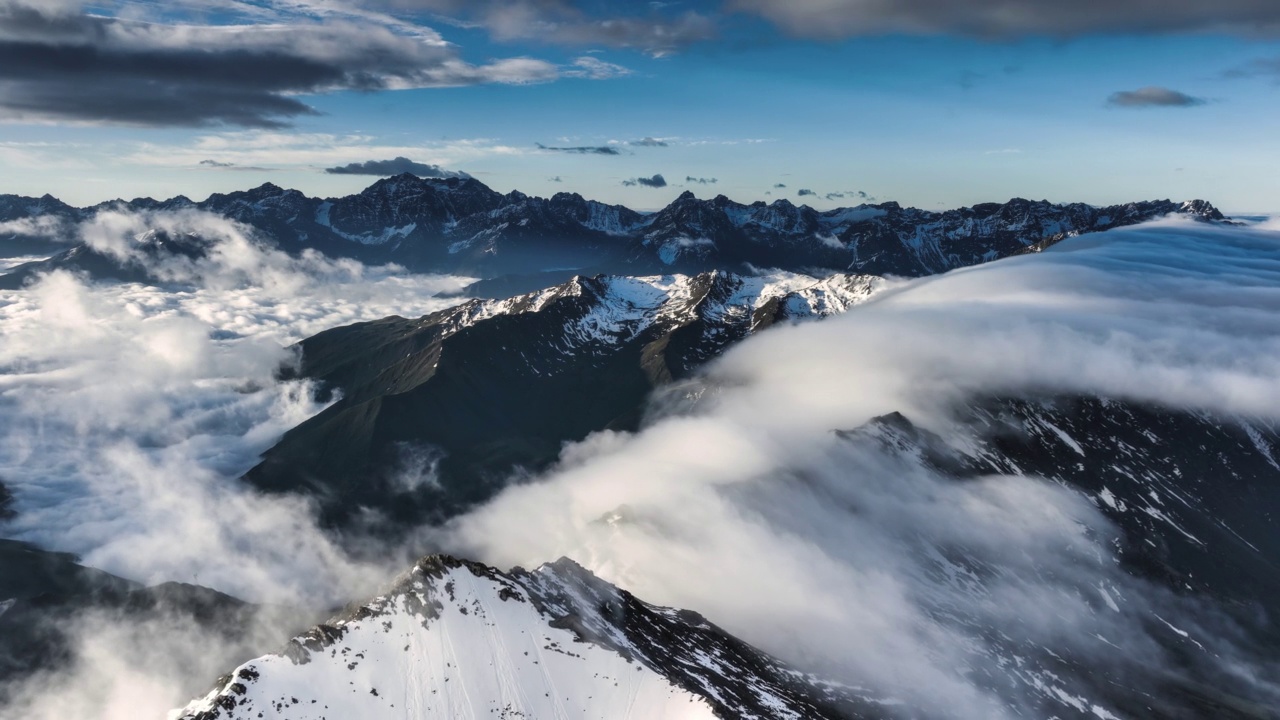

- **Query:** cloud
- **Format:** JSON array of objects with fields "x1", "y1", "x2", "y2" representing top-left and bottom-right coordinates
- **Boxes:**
[
  {"x1": 536, "y1": 142, "x2": 621, "y2": 155},
  {"x1": 198, "y1": 159, "x2": 274, "y2": 172},
  {"x1": 728, "y1": 0, "x2": 1280, "y2": 38},
  {"x1": 548, "y1": 175, "x2": 563, "y2": 182},
  {"x1": 323, "y1": 156, "x2": 470, "y2": 178},
  {"x1": 1107, "y1": 86, "x2": 1207, "y2": 107},
  {"x1": 797, "y1": 188, "x2": 816, "y2": 196},
  {"x1": 0, "y1": 214, "x2": 73, "y2": 240},
  {"x1": 0, "y1": 0, "x2": 559, "y2": 128},
  {"x1": 0, "y1": 205, "x2": 475, "y2": 716},
  {"x1": 685, "y1": 176, "x2": 717, "y2": 184},
  {"x1": 1223, "y1": 55, "x2": 1280, "y2": 79},
  {"x1": 622, "y1": 173, "x2": 667, "y2": 187},
  {"x1": 446, "y1": 218, "x2": 1280, "y2": 718},
  {"x1": 562, "y1": 56, "x2": 631, "y2": 79},
  {"x1": 773, "y1": 183, "x2": 786, "y2": 188},
  {"x1": 423, "y1": 0, "x2": 716, "y2": 56},
  {"x1": 631, "y1": 137, "x2": 669, "y2": 147}
]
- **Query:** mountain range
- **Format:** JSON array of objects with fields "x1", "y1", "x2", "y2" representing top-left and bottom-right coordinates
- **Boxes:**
[{"x1": 0, "y1": 175, "x2": 1225, "y2": 291}]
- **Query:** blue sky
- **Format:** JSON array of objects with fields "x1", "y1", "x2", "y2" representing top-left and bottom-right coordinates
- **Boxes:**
[{"x1": 2, "y1": 0, "x2": 1279, "y2": 211}]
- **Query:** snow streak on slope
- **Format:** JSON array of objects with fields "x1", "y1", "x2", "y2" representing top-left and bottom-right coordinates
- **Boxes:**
[{"x1": 446, "y1": 218, "x2": 1280, "y2": 719}]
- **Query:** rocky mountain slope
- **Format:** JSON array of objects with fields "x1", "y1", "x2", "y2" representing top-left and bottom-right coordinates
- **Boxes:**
[
  {"x1": 830, "y1": 395, "x2": 1280, "y2": 719},
  {"x1": 0, "y1": 175, "x2": 1226, "y2": 289},
  {"x1": 177, "y1": 555, "x2": 884, "y2": 720},
  {"x1": 247, "y1": 270, "x2": 884, "y2": 528}
]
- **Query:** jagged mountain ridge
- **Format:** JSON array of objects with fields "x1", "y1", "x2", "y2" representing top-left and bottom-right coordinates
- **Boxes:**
[
  {"x1": 177, "y1": 554, "x2": 883, "y2": 720},
  {"x1": 0, "y1": 175, "x2": 1227, "y2": 288},
  {"x1": 247, "y1": 270, "x2": 884, "y2": 528}
]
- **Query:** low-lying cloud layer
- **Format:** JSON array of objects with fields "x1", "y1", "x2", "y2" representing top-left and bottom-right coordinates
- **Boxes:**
[{"x1": 446, "y1": 218, "x2": 1280, "y2": 717}]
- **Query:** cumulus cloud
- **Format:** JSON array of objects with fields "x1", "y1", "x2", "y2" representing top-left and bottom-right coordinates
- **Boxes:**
[
  {"x1": 796, "y1": 188, "x2": 816, "y2": 196},
  {"x1": 323, "y1": 156, "x2": 471, "y2": 178},
  {"x1": 773, "y1": 182, "x2": 786, "y2": 188},
  {"x1": 535, "y1": 142, "x2": 620, "y2": 155},
  {"x1": 622, "y1": 173, "x2": 667, "y2": 187},
  {"x1": 631, "y1": 137, "x2": 669, "y2": 147},
  {"x1": 1108, "y1": 86, "x2": 1207, "y2": 107},
  {"x1": 446, "y1": 218, "x2": 1280, "y2": 718},
  {"x1": 729, "y1": 0, "x2": 1280, "y2": 38},
  {"x1": 0, "y1": 0, "x2": 560, "y2": 128}
]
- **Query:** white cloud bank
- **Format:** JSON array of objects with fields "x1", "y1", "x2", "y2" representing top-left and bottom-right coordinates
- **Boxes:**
[{"x1": 445, "y1": 217, "x2": 1280, "y2": 717}]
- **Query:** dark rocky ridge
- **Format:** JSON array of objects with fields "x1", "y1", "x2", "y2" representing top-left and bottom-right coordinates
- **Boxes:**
[{"x1": 248, "y1": 271, "x2": 881, "y2": 529}]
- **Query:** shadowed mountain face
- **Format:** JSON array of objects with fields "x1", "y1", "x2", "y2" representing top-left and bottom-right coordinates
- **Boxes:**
[
  {"x1": 0, "y1": 174, "x2": 1227, "y2": 290},
  {"x1": 246, "y1": 271, "x2": 883, "y2": 528}
]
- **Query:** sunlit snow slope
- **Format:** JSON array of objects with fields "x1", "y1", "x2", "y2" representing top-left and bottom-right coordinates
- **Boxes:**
[{"x1": 178, "y1": 556, "x2": 877, "y2": 720}]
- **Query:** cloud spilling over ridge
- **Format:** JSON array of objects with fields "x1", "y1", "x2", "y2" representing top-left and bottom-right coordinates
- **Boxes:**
[
  {"x1": 324, "y1": 156, "x2": 471, "y2": 177},
  {"x1": 446, "y1": 218, "x2": 1280, "y2": 717},
  {"x1": 729, "y1": 0, "x2": 1280, "y2": 38},
  {"x1": 0, "y1": 0, "x2": 559, "y2": 128}
]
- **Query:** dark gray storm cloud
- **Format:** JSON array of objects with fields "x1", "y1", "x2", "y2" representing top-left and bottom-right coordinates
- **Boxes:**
[
  {"x1": 0, "y1": 0, "x2": 558, "y2": 128},
  {"x1": 1107, "y1": 86, "x2": 1206, "y2": 107},
  {"x1": 797, "y1": 188, "x2": 816, "y2": 197},
  {"x1": 536, "y1": 142, "x2": 621, "y2": 155},
  {"x1": 324, "y1": 157, "x2": 471, "y2": 178},
  {"x1": 630, "y1": 137, "x2": 669, "y2": 147},
  {"x1": 623, "y1": 174, "x2": 667, "y2": 187},
  {"x1": 686, "y1": 176, "x2": 718, "y2": 184},
  {"x1": 729, "y1": 0, "x2": 1280, "y2": 37}
]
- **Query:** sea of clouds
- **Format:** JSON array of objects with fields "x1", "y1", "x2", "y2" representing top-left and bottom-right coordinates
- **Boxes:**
[{"x1": 1, "y1": 210, "x2": 1278, "y2": 718}]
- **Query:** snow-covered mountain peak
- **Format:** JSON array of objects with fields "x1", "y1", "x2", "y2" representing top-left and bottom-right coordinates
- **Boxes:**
[{"x1": 176, "y1": 555, "x2": 876, "y2": 720}]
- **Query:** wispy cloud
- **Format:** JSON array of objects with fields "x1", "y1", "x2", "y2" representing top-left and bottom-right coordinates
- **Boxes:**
[
  {"x1": 1107, "y1": 86, "x2": 1207, "y2": 108},
  {"x1": 730, "y1": 0, "x2": 1280, "y2": 38},
  {"x1": 536, "y1": 142, "x2": 621, "y2": 156},
  {"x1": 685, "y1": 176, "x2": 717, "y2": 185}
]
